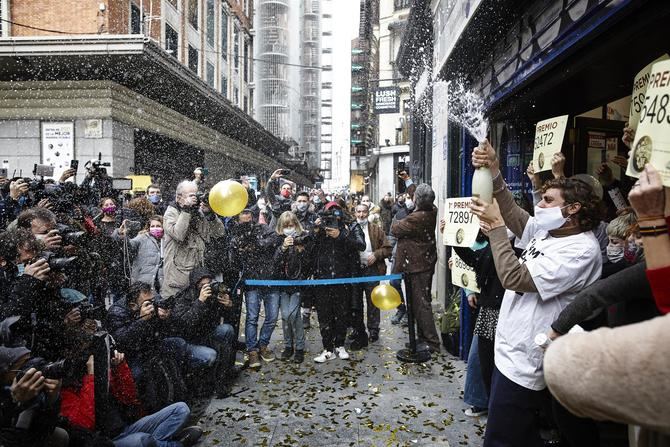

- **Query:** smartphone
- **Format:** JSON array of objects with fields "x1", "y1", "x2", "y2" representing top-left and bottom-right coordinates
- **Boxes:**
[
  {"x1": 280, "y1": 169, "x2": 291, "y2": 176},
  {"x1": 70, "y1": 160, "x2": 79, "y2": 171},
  {"x1": 112, "y1": 178, "x2": 133, "y2": 190},
  {"x1": 33, "y1": 164, "x2": 55, "y2": 177}
]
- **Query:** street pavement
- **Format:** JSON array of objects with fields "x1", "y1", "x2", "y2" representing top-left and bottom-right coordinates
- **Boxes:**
[{"x1": 195, "y1": 307, "x2": 486, "y2": 447}]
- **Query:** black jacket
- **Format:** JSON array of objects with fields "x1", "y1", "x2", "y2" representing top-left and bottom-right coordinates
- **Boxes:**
[
  {"x1": 453, "y1": 243, "x2": 506, "y2": 310},
  {"x1": 313, "y1": 225, "x2": 365, "y2": 279},
  {"x1": 230, "y1": 223, "x2": 280, "y2": 280},
  {"x1": 106, "y1": 298, "x2": 172, "y2": 359}
]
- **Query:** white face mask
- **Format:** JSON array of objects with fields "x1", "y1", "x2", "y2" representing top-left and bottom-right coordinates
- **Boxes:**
[
  {"x1": 357, "y1": 218, "x2": 368, "y2": 226},
  {"x1": 296, "y1": 202, "x2": 309, "y2": 213},
  {"x1": 283, "y1": 228, "x2": 296, "y2": 237},
  {"x1": 405, "y1": 199, "x2": 414, "y2": 209},
  {"x1": 606, "y1": 244, "x2": 624, "y2": 263},
  {"x1": 533, "y1": 205, "x2": 568, "y2": 231}
]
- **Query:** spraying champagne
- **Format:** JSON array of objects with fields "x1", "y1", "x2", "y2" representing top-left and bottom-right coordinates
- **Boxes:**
[{"x1": 471, "y1": 140, "x2": 493, "y2": 204}]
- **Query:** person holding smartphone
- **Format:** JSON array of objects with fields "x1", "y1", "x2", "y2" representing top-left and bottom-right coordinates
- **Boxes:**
[{"x1": 264, "y1": 169, "x2": 294, "y2": 230}]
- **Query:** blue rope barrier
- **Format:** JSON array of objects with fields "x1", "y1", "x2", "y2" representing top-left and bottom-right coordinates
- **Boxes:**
[{"x1": 245, "y1": 274, "x2": 403, "y2": 287}]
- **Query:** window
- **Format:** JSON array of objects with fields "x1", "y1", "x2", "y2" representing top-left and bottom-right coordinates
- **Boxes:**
[
  {"x1": 130, "y1": 3, "x2": 141, "y2": 34},
  {"x1": 221, "y1": 9, "x2": 228, "y2": 61},
  {"x1": 234, "y1": 87, "x2": 239, "y2": 107},
  {"x1": 206, "y1": 0, "x2": 215, "y2": 47},
  {"x1": 221, "y1": 74, "x2": 228, "y2": 98},
  {"x1": 233, "y1": 24, "x2": 240, "y2": 70},
  {"x1": 206, "y1": 62, "x2": 215, "y2": 87},
  {"x1": 188, "y1": 0, "x2": 198, "y2": 29},
  {"x1": 243, "y1": 95, "x2": 248, "y2": 114},
  {"x1": 243, "y1": 40, "x2": 249, "y2": 83},
  {"x1": 165, "y1": 24, "x2": 179, "y2": 58},
  {"x1": 188, "y1": 46, "x2": 199, "y2": 73}
]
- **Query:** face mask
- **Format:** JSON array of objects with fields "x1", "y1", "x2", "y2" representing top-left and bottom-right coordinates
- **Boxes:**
[
  {"x1": 405, "y1": 199, "x2": 414, "y2": 209},
  {"x1": 283, "y1": 228, "x2": 296, "y2": 237},
  {"x1": 533, "y1": 205, "x2": 567, "y2": 231},
  {"x1": 16, "y1": 263, "x2": 25, "y2": 276},
  {"x1": 471, "y1": 239, "x2": 489, "y2": 251},
  {"x1": 606, "y1": 244, "x2": 624, "y2": 263},
  {"x1": 18, "y1": 196, "x2": 27, "y2": 207},
  {"x1": 296, "y1": 202, "x2": 308, "y2": 213},
  {"x1": 357, "y1": 218, "x2": 368, "y2": 226},
  {"x1": 102, "y1": 205, "x2": 117, "y2": 215},
  {"x1": 148, "y1": 195, "x2": 161, "y2": 204},
  {"x1": 150, "y1": 228, "x2": 164, "y2": 239},
  {"x1": 280, "y1": 189, "x2": 291, "y2": 198},
  {"x1": 624, "y1": 242, "x2": 640, "y2": 263},
  {"x1": 312, "y1": 197, "x2": 322, "y2": 205},
  {"x1": 258, "y1": 201, "x2": 266, "y2": 211}
]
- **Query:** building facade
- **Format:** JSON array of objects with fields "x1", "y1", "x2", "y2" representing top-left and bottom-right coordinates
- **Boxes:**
[
  {"x1": 319, "y1": 0, "x2": 333, "y2": 182},
  {"x1": 0, "y1": 0, "x2": 312, "y2": 189}
]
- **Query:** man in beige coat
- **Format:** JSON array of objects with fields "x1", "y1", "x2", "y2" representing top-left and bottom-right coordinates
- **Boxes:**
[{"x1": 162, "y1": 180, "x2": 225, "y2": 298}]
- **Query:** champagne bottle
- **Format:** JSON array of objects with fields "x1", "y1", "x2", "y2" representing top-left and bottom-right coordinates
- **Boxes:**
[{"x1": 472, "y1": 167, "x2": 493, "y2": 204}]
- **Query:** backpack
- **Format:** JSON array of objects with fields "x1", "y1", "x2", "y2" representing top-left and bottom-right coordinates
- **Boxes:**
[{"x1": 136, "y1": 355, "x2": 187, "y2": 414}]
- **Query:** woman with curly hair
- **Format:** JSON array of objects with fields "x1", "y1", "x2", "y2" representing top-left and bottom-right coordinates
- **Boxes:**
[{"x1": 469, "y1": 140, "x2": 604, "y2": 447}]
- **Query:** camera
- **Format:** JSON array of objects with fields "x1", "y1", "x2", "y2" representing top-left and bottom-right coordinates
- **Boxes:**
[
  {"x1": 56, "y1": 223, "x2": 86, "y2": 246},
  {"x1": 124, "y1": 220, "x2": 142, "y2": 233},
  {"x1": 85, "y1": 152, "x2": 111, "y2": 178},
  {"x1": 40, "y1": 251, "x2": 78, "y2": 271},
  {"x1": 15, "y1": 357, "x2": 68, "y2": 381},
  {"x1": 152, "y1": 294, "x2": 175, "y2": 310},
  {"x1": 78, "y1": 303, "x2": 107, "y2": 321},
  {"x1": 317, "y1": 208, "x2": 343, "y2": 229},
  {"x1": 279, "y1": 169, "x2": 291, "y2": 176},
  {"x1": 208, "y1": 281, "x2": 230, "y2": 297}
]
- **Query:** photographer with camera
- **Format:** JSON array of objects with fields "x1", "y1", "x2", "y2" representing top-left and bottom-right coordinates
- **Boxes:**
[
  {"x1": 116, "y1": 215, "x2": 165, "y2": 291},
  {"x1": 0, "y1": 179, "x2": 30, "y2": 231},
  {"x1": 265, "y1": 169, "x2": 294, "y2": 229},
  {"x1": 0, "y1": 343, "x2": 68, "y2": 447},
  {"x1": 162, "y1": 180, "x2": 225, "y2": 298},
  {"x1": 172, "y1": 269, "x2": 237, "y2": 397},
  {"x1": 311, "y1": 202, "x2": 365, "y2": 363},
  {"x1": 106, "y1": 282, "x2": 190, "y2": 410}
]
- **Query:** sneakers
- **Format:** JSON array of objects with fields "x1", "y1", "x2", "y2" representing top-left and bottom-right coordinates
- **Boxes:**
[
  {"x1": 280, "y1": 348, "x2": 294, "y2": 361},
  {"x1": 391, "y1": 308, "x2": 406, "y2": 325},
  {"x1": 302, "y1": 312, "x2": 311, "y2": 329},
  {"x1": 259, "y1": 346, "x2": 275, "y2": 362},
  {"x1": 313, "y1": 350, "x2": 336, "y2": 363},
  {"x1": 235, "y1": 352, "x2": 248, "y2": 368},
  {"x1": 464, "y1": 406, "x2": 488, "y2": 417},
  {"x1": 335, "y1": 346, "x2": 350, "y2": 360},
  {"x1": 176, "y1": 426, "x2": 203, "y2": 446},
  {"x1": 248, "y1": 351, "x2": 261, "y2": 369},
  {"x1": 294, "y1": 350, "x2": 304, "y2": 364}
]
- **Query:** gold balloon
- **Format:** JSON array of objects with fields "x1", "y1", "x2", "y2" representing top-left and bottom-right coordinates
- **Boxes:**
[
  {"x1": 371, "y1": 284, "x2": 401, "y2": 311},
  {"x1": 208, "y1": 180, "x2": 248, "y2": 217}
]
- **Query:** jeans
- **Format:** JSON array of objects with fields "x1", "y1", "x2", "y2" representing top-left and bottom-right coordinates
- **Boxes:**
[
  {"x1": 245, "y1": 288, "x2": 280, "y2": 352},
  {"x1": 187, "y1": 324, "x2": 236, "y2": 367},
  {"x1": 464, "y1": 335, "x2": 489, "y2": 409},
  {"x1": 113, "y1": 402, "x2": 189, "y2": 447},
  {"x1": 280, "y1": 291, "x2": 305, "y2": 350}
]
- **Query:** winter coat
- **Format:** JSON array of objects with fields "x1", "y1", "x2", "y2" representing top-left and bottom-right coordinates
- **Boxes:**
[
  {"x1": 272, "y1": 231, "x2": 314, "y2": 294},
  {"x1": 171, "y1": 268, "x2": 228, "y2": 342},
  {"x1": 123, "y1": 233, "x2": 163, "y2": 288},
  {"x1": 357, "y1": 222, "x2": 392, "y2": 275},
  {"x1": 106, "y1": 298, "x2": 172, "y2": 359},
  {"x1": 313, "y1": 225, "x2": 366, "y2": 279},
  {"x1": 265, "y1": 179, "x2": 293, "y2": 228},
  {"x1": 229, "y1": 223, "x2": 279, "y2": 281},
  {"x1": 162, "y1": 204, "x2": 225, "y2": 297},
  {"x1": 379, "y1": 200, "x2": 393, "y2": 234},
  {"x1": 391, "y1": 206, "x2": 437, "y2": 275}
]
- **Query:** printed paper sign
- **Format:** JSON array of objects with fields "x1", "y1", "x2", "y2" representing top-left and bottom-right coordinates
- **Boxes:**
[
  {"x1": 443, "y1": 197, "x2": 480, "y2": 247},
  {"x1": 451, "y1": 252, "x2": 480, "y2": 293},
  {"x1": 627, "y1": 59, "x2": 670, "y2": 186},
  {"x1": 41, "y1": 122, "x2": 74, "y2": 180},
  {"x1": 629, "y1": 54, "x2": 669, "y2": 131},
  {"x1": 532, "y1": 115, "x2": 569, "y2": 173}
]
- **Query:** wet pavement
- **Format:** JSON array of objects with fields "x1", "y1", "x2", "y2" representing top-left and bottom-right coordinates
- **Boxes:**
[{"x1": 195, "y1": 307, "x2": 486, "y2": 447}]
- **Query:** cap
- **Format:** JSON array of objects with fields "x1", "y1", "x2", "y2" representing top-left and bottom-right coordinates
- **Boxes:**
[
  {"x1": 0, "y1": 346, "x2": 30, "y2": 374},
  {"x1": 324, "y1": 201, "x2": 340, "y2": 211}
]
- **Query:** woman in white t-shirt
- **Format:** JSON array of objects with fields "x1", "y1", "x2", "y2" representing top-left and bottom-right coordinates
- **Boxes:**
[{"x1": 469, "y1": 140, "x2": 604, "y2": 447}]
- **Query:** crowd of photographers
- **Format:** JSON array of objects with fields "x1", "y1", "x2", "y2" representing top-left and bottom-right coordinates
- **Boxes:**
[{"x1": 0, "y1": 158, "x2": 442, "y2": 446}]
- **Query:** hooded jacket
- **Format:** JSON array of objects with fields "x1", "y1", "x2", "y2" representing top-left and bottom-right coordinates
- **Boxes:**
[{"x1": 171, "y1": 268, "x2": 227, "y2": 341}]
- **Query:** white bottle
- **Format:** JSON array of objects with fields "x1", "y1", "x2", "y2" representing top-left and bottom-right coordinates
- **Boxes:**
[{"x1": 472, "y1": 167, "x2": 493, "y2": 204}]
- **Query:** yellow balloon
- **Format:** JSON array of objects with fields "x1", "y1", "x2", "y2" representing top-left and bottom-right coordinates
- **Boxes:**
[
  {"x1": 371, "y1": 284, "x2": 401, "y2": 311},
  {"x1": 208, "y1": 180, "x2": 248, "y2": 217}
]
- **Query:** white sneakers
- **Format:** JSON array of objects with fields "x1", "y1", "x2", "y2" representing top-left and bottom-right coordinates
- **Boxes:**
[
  {"x1": 313, "y1": 347, "x2": 349, "y2": 363},
  {"x1": 335, "y1": 346, "x2": 349, "y2": 360},
  {"x1": 314, "y1": 350, "x2": 336, "y2": 363}
]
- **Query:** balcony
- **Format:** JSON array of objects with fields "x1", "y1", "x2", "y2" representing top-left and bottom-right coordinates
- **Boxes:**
[{"x1": 394, "y1": 0, "x2": 411, "y2": 11}]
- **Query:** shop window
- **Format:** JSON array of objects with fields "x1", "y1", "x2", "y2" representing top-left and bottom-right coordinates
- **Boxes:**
[
  {"x1": 188, "y1": 46, "x2": 199, "y2": 73},
  {"x1": 165, "y1": 24, "x2": 179, "y2": 58},
  {"x1": 188, "y1": 0, "x2": 199, "y2": 29}
]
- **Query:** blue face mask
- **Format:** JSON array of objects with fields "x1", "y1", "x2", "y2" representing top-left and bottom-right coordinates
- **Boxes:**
[
  {"x1": 148, "y1": 195, "x2": 161, "y2": 204},
  {"x1": 471, "y1": 239, "x2": 489, "y2": 251},
  {"x1": 17, "y1": 196, "x2": 27, "y2": 207}
]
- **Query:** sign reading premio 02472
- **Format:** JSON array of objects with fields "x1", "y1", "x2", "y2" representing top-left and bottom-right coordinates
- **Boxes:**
[{"x1": 373, "y1": 87, "x2": 400, "y2": 114}]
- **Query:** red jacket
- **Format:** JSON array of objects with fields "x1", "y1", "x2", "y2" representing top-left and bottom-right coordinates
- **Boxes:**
[
  {"x1": 60, "y1": 361, "x2": 143, "y2": 431},
  {"x1": 644, "y1": 217, "x2": 670, "y2": 315}
]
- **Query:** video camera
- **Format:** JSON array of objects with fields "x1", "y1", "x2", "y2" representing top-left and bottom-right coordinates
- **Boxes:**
[
  {"x1": 85, "y1": 152, "x2": 111, "y2": 178},
  {"x1": 317, "y1": 208, "x2": 344, "y2": 229}
]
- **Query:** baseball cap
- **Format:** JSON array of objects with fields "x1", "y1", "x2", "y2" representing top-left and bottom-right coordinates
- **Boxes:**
[{"x1": 0, "y1": 346, "x2": 30, "y2": 374}]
